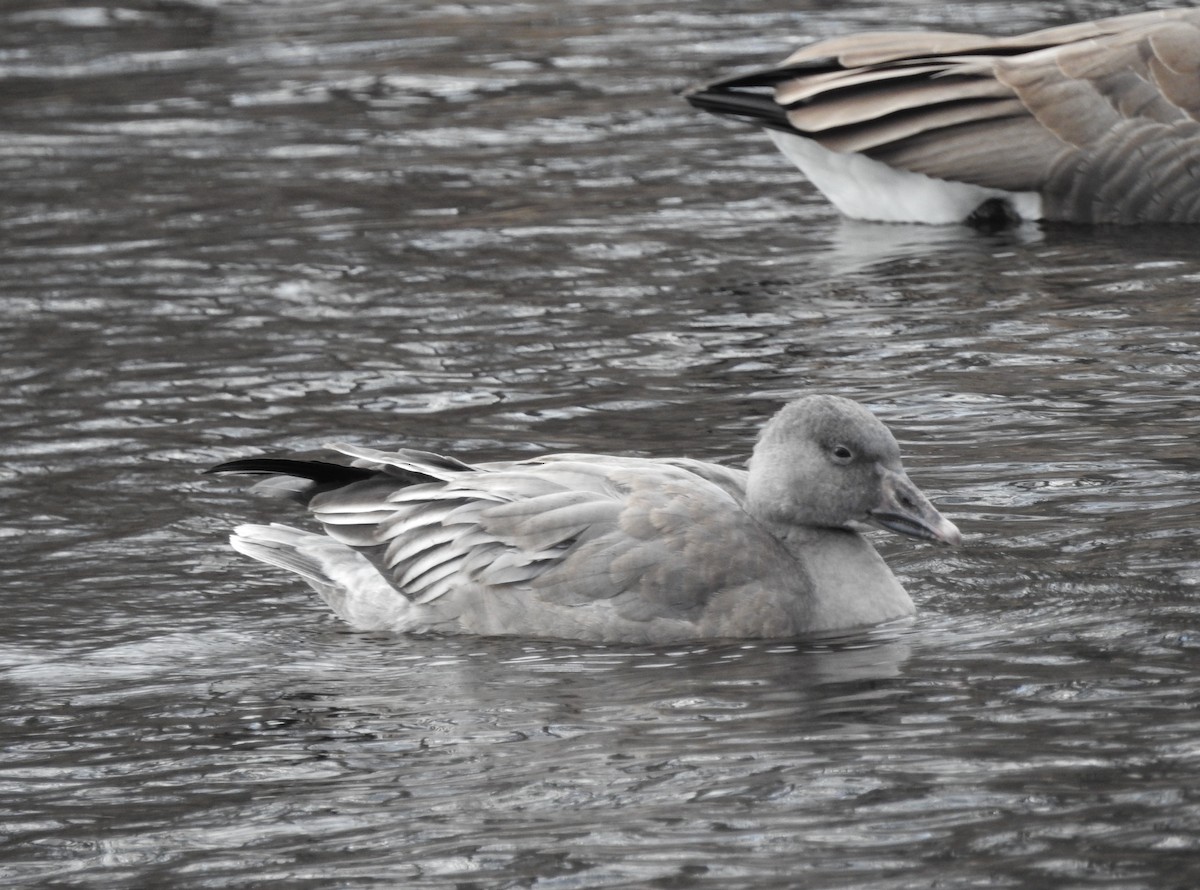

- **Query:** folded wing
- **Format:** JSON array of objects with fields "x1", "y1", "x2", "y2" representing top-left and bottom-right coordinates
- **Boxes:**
[
  {"x1": 304, "y1": 447, "x2": 800, "y2": 633},
  {"x1": 688, "y1": 9, "x2": 1200, "y2": 222}
]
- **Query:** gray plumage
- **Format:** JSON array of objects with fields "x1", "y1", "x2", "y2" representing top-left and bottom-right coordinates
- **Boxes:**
[
  {"x1": 686, "y1": 9, "x2": 1200, "y2": 225},
  {"x1": 208, "y1": 395, "x2": 961, "y2": 643}
]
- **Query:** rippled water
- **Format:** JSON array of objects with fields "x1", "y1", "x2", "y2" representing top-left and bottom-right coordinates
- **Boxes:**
[{"x1": 3, "y1": 0, "x2": 1200, "y2": 887}]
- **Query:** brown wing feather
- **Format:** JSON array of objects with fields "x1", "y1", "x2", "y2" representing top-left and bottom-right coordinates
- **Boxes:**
[
  {"x1": 693, "y1": 9, "x2": 1200, "y2": 220},
  {"x1": 782, "y1": 75, "x2": 1013, "y2": 133},
  {"x1": 781, "y1": 31, "x2": 1003, "y2": 68},
  {"x1": 863, "y1": 115, "x2": 1066, "y2": 192}
]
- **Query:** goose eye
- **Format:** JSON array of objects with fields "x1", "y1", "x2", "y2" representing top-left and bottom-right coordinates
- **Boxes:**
[{"x1": 831, "y1": 444, "x2": 854, "y2": 463}]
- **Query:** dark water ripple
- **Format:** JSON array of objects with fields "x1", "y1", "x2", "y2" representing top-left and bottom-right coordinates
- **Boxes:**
[{"x1": 3, "y1": 1, "x2": 1200, "y2": 887}]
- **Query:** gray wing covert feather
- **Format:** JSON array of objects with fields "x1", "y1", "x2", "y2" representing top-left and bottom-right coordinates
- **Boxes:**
[
  {"x1": 304, "y1": 456, "x2": 793, "y2": 622},
  {"x1": 305, "y1": 462, "x2": 628, "y2": 601},
  {"x1": 520, "y1": 472, "x2": 799, "y2": 623}
]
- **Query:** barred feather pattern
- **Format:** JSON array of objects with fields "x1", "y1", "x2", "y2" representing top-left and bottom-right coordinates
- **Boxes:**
[{"x1": 687, "y1": 9, "x2": 1200, "y2": 223}]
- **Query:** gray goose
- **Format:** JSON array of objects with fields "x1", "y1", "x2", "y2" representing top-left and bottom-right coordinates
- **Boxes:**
[
  {"x1": 686, "y1": 9, "x2": 1200, "y2": 225},
  {"x1": 207, "y1": 395, "x2": 960, "y2": 643}
]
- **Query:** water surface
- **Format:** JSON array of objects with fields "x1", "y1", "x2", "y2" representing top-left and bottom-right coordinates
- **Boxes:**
[{"x1": 3, "y1": 1, "x2": 1200, "y2": 887}]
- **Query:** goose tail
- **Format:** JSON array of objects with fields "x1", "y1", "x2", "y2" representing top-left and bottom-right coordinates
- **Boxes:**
[{"x1": 229, "y1": 523, "x2": 423, "y2": 631}]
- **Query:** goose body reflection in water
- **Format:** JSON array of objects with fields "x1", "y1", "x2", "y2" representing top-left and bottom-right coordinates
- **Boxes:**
[{"x1": 209, "y1": 395, "x2": 960, "y2": 643}]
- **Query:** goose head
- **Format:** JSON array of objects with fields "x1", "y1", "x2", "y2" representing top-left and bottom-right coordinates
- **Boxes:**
[{"x1": 745, "y1": 395, "x2": 961, "y2": 545}]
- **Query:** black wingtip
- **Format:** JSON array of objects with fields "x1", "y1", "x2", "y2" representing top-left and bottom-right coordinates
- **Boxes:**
[
  {"x1": 205, "y1": 458, "x2": 375, "y2": 486},
  {"x1": 684, "y1": 71, "x2": 813, "y2": 136},
  {"x1": 686, "y1": 87, "x2": 789, "y2": 127}
]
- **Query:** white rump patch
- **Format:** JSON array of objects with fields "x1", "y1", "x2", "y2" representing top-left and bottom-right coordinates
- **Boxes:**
[{"x1": 767, "y1": 130, "x2": 1043, "y2": 224}]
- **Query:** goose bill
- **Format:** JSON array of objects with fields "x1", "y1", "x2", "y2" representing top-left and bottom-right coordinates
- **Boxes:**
[{"x1": 868, "y1": 467, "x2": 962, "y2": 545}]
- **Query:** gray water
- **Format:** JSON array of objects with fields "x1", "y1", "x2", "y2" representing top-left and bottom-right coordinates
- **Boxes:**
[{"x1": 3, "y1": 0, "x2": 1200, "y2": 887}]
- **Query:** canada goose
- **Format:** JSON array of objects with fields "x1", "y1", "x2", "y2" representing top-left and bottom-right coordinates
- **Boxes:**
[
  {"x1": 686, "y1": 9, "x2": 1200, "y2": 225},
  {"x1": 207, "y1": 395, "x2": 960, "y2": 643}
]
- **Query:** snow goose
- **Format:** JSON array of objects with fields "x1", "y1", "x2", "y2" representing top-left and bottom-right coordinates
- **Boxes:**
[
  {"x1": 207, "y1": 394, "x2": 960, "y2": 643},
  {"x1": 686, "y1": 9, "x2": 1200, "y2": 225}
]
